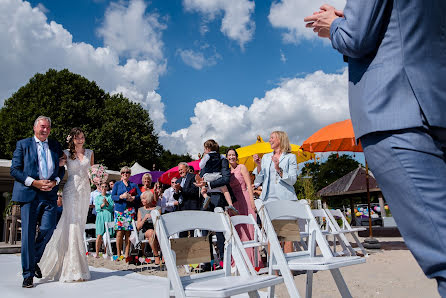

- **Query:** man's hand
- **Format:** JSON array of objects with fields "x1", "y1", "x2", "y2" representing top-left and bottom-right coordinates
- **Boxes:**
[
  {"x1": 304, "y1": 4, "x2": 343, "y2": 38},
  {"x1": 32, "y1": 180, "x2": 55, "y2": 191},
  {"x1": 173, "y1": 183, "x2": 181, "y2": 192}
]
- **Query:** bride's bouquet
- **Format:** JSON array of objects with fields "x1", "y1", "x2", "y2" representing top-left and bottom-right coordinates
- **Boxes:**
[{"x1": 88, "y1": 164, "x2": 109, "y2": 187}]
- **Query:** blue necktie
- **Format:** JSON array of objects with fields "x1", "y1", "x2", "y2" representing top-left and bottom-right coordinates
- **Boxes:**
[{"x1": 40, "y1": 142, "x2": 48, "y2": 179}]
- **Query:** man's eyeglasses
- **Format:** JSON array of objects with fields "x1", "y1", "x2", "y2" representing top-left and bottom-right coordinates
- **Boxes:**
[{"x1": 121, "y1": 171, "x2": 131, "y2": 174}]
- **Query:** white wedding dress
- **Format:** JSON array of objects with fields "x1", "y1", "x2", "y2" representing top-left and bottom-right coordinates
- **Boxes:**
[{"x1": 39, "y1": 149, "x2": 92, "y2": 282}]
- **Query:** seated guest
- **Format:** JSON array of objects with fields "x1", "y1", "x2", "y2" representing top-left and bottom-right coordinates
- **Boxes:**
[
  {"x1": 139, "y1": 173, "x2": 153, "y2": 193},
  {"x1": 56, "y1": 190, "x2": 63, "y2": 224},
  {"x1": 108, "y1": 180, "x2": 116, "y2": 194},
  {"x1": 94, "y1": 182, "x2": 114, "y2": 258},
  {"x1": 136, "y1": 191, "x2": 160, "y2": 264},
  {"x1": 157, "y1": 177, "x2": 179, "y2": 213}
]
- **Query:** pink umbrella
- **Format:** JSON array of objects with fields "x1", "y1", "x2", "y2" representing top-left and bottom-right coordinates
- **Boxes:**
[{"x1": 158, "y1": 160, "x2": 201, "y2": 185}]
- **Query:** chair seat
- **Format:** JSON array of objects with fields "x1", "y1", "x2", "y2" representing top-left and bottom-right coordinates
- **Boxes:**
[
  {"x1": 339, "y1": 227, "x2": 366, "y2": 233},
  {"x1": 280, "y1": 256, "x2": 365, "y2": 271},
  {"x1": 184, "y1": 275, "x2": 283, "y2": 297}
]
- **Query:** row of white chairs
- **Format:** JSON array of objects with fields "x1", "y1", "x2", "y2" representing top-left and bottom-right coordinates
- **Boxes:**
[
  {"x1": 150, "y1": 199, "x2": 367, "y2": 298},
  {"x1": 84, "y1": 220, "x2": 150, "y2": 258}
]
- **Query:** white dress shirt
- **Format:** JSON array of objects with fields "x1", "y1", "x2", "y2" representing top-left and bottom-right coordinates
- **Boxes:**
[{"x1": 24, "y1": 136, "x2": 58, "y2": 186}]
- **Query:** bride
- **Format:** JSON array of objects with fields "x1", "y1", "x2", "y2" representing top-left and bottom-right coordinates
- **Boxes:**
[{"x1": 39, "y1": 127, "x2": 93, "y2": 282}]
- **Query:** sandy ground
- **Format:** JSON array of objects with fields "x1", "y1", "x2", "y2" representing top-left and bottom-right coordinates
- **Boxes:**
[{"x1": 87, "y1": 236, "x2": 440, "y2": 297}]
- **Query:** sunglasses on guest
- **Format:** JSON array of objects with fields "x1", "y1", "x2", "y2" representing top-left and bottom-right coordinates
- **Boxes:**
[{"x1": 121, "y1": 171, "x2": 131, "y2": 174}]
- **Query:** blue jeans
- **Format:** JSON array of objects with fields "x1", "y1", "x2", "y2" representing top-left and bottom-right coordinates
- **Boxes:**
[{"x1": 361, "y1": 125, "x2": 446, "y2": 296}]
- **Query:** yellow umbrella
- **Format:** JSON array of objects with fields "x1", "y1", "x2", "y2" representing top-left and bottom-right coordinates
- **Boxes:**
[{"x1": 236, "y1": 136, "x2": 314, "y2": 171}]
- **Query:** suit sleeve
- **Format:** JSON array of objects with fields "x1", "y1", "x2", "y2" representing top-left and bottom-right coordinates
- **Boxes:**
[
  {"x1": 182, "y1": 175, "x2": 199, "y2": 196},
  {"x1": 330, "y1": 0, "x2": 391, "y2": 58},
  {"x1": 209, "y1": 158, "x2": 230, "y2": 188},
  {"x1": 253, "y1": 156, "x2": 266, "y2": 185},
  {"x1": 10, "y1": 140, "x2": 27, "y2": 184}
]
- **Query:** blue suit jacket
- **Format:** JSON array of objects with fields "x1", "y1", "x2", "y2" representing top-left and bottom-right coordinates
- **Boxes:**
[
  {"x1": 253, "y1": 152, "x2": 297, "y2": 201},
  {"x1": 330, "y1": 0, "x2": 446, "y2": 139},
  {"x1": 10, "y1": 137, "x2": 65, "y2": 203}
]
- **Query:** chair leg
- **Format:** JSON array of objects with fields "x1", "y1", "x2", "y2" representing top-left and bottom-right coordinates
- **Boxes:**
[
  {"x1": 305, "y1": 270, "x2": 313, "y2": 298},
  {"x1": 330, "y1": 268, "x2": 352, "y2": 298},
  {"x1": 268, "y1": 285, "x2": 276, "y2": 298},
  {"x1": 351, "y1": 233, "x2": 368, "y2": 256},
  {"x1": 248, "y1": 290, "x2": 260, "y2": 298}
]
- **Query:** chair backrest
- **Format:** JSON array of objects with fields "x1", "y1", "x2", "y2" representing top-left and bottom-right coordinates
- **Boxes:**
[
  {"x1": 151, "y1": 208, "x2": 254, "y2": 298},
  {"x1": 257, "y1": 200, "x2": 335, "y2": 258},
  {"x1": 312, "y1": 209, "x2": 338, "y2": 234},
  {"x1": 230, "y1": 214, "x2": 267, "y2": 244},
  {"x1": 326, "y1": 209, "x2": 352, "y2": 230},
  {"x1": 159, "y1": 210, "x2": 228, "y2": 236}
]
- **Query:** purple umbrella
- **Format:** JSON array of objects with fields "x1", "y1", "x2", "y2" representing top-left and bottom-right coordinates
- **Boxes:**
[{"x1": 129, "y1": 171, "x2": 164, "y2": 185}]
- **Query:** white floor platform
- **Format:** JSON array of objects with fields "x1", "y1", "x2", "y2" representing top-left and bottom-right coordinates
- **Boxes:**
[
  {"x1": 1, "y1": 255, "x2": 271, "y2": 298},
  {"x1": 1, "y1": 254, "x2": 170, "y2": 298}
]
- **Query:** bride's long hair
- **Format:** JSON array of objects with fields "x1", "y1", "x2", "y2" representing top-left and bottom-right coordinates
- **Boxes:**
[{"x1": 66, "y1": 127, "x2": 85, "y2": 160}]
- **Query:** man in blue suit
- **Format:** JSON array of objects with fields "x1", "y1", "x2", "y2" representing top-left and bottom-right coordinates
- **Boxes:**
[
  {"x1": 305, "y1": 1, "x2": 446, "y2": 295},
  {"x1": 10, "y1": 116, "x2": 65, "y2": 288}
]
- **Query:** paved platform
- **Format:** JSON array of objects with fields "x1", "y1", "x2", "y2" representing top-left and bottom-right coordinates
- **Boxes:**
[
  {"x1": 1, "y1": 254, "x2": 272, "y2": 298},
  {"x1": 1, "y1": 254, "x2": 170, "y2": 298}
]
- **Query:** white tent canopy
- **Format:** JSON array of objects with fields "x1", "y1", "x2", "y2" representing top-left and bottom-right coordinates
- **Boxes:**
[{"x1": 130, "y1": 162, "x2": 150, "y2": 175}]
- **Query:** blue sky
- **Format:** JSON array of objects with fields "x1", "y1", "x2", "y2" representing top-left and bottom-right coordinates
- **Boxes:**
[{"x1": 1, "y1": 0, "x2": 357, "y2": 160}]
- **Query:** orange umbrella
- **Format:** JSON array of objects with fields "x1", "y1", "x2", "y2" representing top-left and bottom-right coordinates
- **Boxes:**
[
  {"x1": 302, "y1": 119, "x2": 378, "y2": 245},
  {"x1": 302, "y1": 119, "x2": 362, "y2": 153}
]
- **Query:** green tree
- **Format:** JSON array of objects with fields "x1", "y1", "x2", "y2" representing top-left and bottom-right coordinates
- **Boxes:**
[
  {"x1": 298, "y1": 153, "x2": 360, "y2": 192},
  {"x1": 0, "y1": 69, "x2": 163, "y2": 170},
  {"x1": 219, "y1": 144, "x2": 241, "y2": 155},
  {"x1": 157, "y1": 150, "x2": 193, "y2": 170}
]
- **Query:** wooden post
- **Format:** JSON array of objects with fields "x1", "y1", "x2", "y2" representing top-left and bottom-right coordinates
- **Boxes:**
[
  {"x1": 378, "y1": 193, "x2": 386, "y2": 218},
  {"x1": 365, "y1": 162, "x2": 373, "y2": 237}
]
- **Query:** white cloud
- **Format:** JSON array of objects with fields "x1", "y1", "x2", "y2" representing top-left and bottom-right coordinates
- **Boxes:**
[
  {"x1": 159, "y1": 68, "x2": 350, "y2": 156},
  {"x1": 280, "y1": 50, "x2": 286, "y2": 63},
  {"x1": 177, "y1": 48, "x2": 220, "y2": 70},
  {"x1": 0, "y1": 0, "x2": 166, "y2": 132},
  {"x1": 97, "y1": 0, "x2": 166, "y2": 60},
  {"x1": 183, "y1": 0, "x2": 255, "y2": 48},
  {"x1": 269, "y1": 0, "x2": 346, "y2": 43},
  {"x1": 36, "y1": 3, "x2": 48, "y2": 14}
]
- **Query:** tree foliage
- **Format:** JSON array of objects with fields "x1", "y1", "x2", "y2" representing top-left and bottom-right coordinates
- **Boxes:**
[
  {"x1": 0, "y1": 69, "x2": 164, "y2": 170},
  {"x1": 297, "y1": 153, "x2": 360, "y2": 194},
  {"x1": 219, "y1": 144, "x2": 241, "y2": 155}
]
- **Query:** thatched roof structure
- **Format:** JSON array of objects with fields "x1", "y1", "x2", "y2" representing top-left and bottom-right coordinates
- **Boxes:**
[{"x1": 317, "y1": 166, "x2": 380, "y2": 197}]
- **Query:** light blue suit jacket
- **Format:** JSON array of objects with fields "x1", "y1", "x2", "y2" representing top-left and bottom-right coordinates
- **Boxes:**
[
  {"x1": 330, "y1": 0, "x2": 446, "y2": 139},
  {"x1": 253, "y1": 152, "x2": 297, "y2": 201}
]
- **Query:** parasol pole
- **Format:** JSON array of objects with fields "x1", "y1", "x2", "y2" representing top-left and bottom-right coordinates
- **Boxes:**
[
  {"x1": 363, "y1": 160, "x2": 381, "y2": 249},
  {"x1": 366, "y1": 161, "x2": 373, "y2": 237}
]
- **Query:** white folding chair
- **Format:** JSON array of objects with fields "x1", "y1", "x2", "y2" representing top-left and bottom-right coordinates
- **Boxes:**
[
  {"x1": 104, "y1": 221, "x2": 117, "y2": 257},
  {"x1": 256, "y1": 199, "x2": 366, "y2": 298},
  {"x1": 230, "y1": 214, "x2": 268, "y2": 272},
  {"x1": 311, "y1": 209, "x2": 352, "y2": 257},
  {"x1": 325, "y1": 209, "x2": 368, "y2": 256},
  {"x1": 151, "y1": 208, "x2": 284, "y2": 298},
  {"x1": 84, "y1": 223, "x2": 97, "y2": 253}
]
